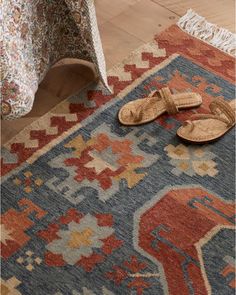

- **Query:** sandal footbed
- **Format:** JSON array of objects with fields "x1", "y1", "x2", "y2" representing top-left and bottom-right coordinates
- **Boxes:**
[
  {"x1": 118, "y1": 92, "x2": 202, "y2": 126},
  {"x1": 177, "y1": 100, "x2": 235, "y2": 143}
]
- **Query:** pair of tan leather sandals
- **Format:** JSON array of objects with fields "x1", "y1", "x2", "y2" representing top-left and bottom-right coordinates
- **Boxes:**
[{"x1": 118, "y1": 87, "x2": 235, "y2": 143}]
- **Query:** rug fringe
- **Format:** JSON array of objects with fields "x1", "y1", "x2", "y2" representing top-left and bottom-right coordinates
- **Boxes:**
[{"x1": 177, "y1": 9, "x2": 236, "y2": 57}]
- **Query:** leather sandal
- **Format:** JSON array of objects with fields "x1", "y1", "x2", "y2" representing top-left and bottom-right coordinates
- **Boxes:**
[
  {"x1": 177, "y1": 98, "x2": 236, "y2": 143},
  {"x1": 118, "y1": 87, "x2": 202, "y2": 126}
]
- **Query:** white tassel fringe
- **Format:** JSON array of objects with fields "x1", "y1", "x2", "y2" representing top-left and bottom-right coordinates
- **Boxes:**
[{"x1": 177, "y1": 9, "x2": 236, "y2": 57}]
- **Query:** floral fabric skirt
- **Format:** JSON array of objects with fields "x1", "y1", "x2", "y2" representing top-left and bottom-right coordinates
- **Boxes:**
[{"x1": 1, "y1": 0, "x2": 109, "y2": 119}]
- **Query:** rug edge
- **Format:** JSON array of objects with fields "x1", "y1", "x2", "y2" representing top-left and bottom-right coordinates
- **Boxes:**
[{"x1": 177, "y1": 9, "x2": 236, "y2": 57}]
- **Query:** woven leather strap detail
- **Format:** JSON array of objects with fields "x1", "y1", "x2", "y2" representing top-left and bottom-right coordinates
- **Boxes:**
[
  {"x1": 159, "y1": 87, "x2": 178, "y2": 115},
  {"x1": 210, "y1": 98, "x2": 235, "y2": 126}
]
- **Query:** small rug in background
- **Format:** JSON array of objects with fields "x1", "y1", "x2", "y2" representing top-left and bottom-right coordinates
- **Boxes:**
[{"x1": 1, "y1": 9, "x2": 235, "y2": 295}]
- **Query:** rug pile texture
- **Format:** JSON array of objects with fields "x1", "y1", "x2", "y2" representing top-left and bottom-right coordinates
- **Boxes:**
[{"x1": 1, "y1": 11, "x2": 235, "y2": 295}]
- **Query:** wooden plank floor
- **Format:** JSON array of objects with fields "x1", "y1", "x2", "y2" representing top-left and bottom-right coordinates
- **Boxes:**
[
  {"x1": 1, "y1": 0, "x2": 235, "y2": 144},
  {"x1": 152, "y1": 0, "x2": 235, "y2": 31}
]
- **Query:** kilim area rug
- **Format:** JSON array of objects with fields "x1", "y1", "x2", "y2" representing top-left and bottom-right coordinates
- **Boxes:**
[{"x1": 1, "y1": 9, "x2": 236, "y2": 295}]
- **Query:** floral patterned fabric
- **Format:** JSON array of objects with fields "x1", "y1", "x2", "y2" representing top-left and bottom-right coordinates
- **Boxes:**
[{"x1": 1, "y1": 0, "x2": 109, "y2": 119}]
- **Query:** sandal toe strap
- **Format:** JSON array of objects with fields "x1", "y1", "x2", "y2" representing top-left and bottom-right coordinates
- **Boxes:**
[
  {"x1": 159, "y1": 87, "x2": 178, "y2": 115},
  {"x1": 210, "y1": 98, "x2": 235, "y2": 126}
]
